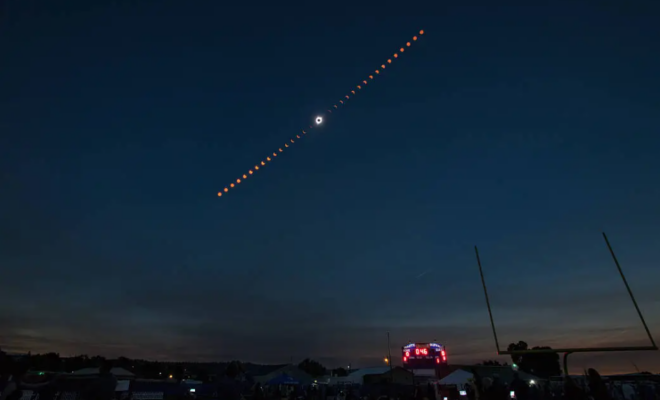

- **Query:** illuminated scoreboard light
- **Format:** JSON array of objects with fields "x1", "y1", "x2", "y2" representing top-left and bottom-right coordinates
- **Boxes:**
[{"x1": 402, "y1": 343, "x2": 448, "y2": 368}]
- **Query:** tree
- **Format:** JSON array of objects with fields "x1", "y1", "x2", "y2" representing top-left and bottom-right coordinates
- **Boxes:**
[
  {"x1": 136, "y1": 361, "x2": 159, "y2": 379},
  {"x1": 298, "y1": 359, "x2": 327, "y2": 378},
  {"x1": 115, "y1": 357, "x2": 131, "y2": 369},
  {"x1": 196, "y1": 371, "x2": 211, "y2": 383},
  {"x1": 524, "y1": 346, "x2": 561, "y2": 378},
  {"x1": 173, "y1": 364, "x2": 185, "y2": 382},
  {"x1": 506, "y1": 341, "x2": 561, "y2": 378},
  {"x1": 90, "y1": 355, "x2": 107, "y2": 368},
  {"x1": 225, "y1": 361, "x2": 244, "y2": 378},
  {"x1": 506, "y1": 341, "x2": 528, "y2": 366},
  {"x1": 0, "y1": 348, "x2": 13, "y2": 375},
  {"x1": 42, "y1": 352, "x2": 62, "y2": 372},
  {"x1": 64, "y1": 355, "x2": 91, "y2": 372}
]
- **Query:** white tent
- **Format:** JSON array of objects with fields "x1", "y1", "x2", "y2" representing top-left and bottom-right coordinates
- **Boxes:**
[{"x1": 439, "y1": 369, "x2": 474, "y2": 388}]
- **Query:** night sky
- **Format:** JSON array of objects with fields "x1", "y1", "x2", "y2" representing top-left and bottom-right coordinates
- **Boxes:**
[{"x1": 1, "y1": 0, "x2": 659, "y2": 375}]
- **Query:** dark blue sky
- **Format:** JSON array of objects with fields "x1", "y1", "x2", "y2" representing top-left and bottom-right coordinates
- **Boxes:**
[{"x1": 1, "y1": 0, "x2": 659, "y2": 374}]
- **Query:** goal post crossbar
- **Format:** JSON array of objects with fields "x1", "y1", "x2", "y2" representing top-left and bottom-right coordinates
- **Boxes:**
[{"x1": 499, "y1": 346, "x2": 657, "y2": 355}]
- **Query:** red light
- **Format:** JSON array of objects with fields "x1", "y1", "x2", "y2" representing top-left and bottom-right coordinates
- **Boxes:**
[
  {"x1": 441, "y1": 350, "x2": 446, "y2": 356},
  {"x1": 405, "y1": 351, "x2": 410, "y2": 357},
  {"x1": 403, "y1": 357, "x2": 407, "y2": 362},
  {"x1": 436, "y1": 357, "x2": 440, "y2": 364}
]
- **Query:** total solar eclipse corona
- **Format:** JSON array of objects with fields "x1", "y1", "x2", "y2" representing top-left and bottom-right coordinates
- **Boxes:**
[{"x1": 217, "y1": 29, "x2": 425, "y2": 198}]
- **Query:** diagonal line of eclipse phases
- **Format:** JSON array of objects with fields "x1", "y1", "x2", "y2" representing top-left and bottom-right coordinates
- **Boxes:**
[{"x1": 217, "y1": 30, "x2": 425, "y2": 198}]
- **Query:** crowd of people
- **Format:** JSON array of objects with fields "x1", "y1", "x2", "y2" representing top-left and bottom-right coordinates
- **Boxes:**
[
  {"x1": 459, "y1": 369, "x2": 659, "y2": 400},
  {"x1": 1, "y1": 359, "x2": 659, "y2": 400}
]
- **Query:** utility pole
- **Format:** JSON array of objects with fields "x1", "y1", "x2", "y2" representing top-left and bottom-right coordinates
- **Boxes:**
[
  {"x1": 387, "y1": 332, "x2": 394, "y2": 376},
  {"x1": 388, "y1": 332, "x2": 394, "y2": 399}
]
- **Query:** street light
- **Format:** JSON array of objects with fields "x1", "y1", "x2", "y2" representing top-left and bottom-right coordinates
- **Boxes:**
[{"x1": 384, "y1": 357, "x2": 389, "y2": 364}]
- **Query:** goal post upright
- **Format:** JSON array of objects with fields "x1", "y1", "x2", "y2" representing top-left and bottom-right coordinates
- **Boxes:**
[
  {"x1": 602, "y1": 232, "x2": 657, "y2": 350},
  {"x1": 474, "y1": 232, "x2": 657, "y2": 376},
  {"x1": 475, "y1": 245, "x2": 502, "y2": 354}
]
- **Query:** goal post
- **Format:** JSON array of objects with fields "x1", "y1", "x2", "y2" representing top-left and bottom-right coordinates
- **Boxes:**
[{"x1": 474, "y1": 232, "x2": 657, "y2": 375}]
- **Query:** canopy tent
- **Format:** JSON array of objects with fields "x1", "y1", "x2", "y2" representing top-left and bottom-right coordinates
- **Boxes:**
[
  {"x1": 267, "y1": 374, "x2": 299, "y2": 385},
  {"x1": 439, "y1": 369, "x2": 474, "y2": 387}
]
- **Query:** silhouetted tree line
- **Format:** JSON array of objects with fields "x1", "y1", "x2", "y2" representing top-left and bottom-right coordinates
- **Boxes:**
[
  {"x1": 2, "y1": 342, "x2": 561, "y2": 382},
  {"x1": 469, "y1": 341, "x2": 560, "y2": 377},
  {"x1": 0, "y1": 348, "x2": 261, "y2": 383},
  {"x1": 0, "y1": 348, "x2": 337, "y2": 384},
  {"x1": 479, "y1": 360, "x2": 510, "y2": 367},
  {"x1": 297, "y1": 358, "x2": 327, "y2": 378}
]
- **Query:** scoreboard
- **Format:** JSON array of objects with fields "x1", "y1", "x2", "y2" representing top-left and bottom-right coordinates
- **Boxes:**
[{"x1": 402, "y1": 343, "x2": 447, "y2": 369}]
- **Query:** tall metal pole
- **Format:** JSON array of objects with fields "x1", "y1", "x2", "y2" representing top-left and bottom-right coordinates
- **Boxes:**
[
  {"x1": 387, "y1": 332, "x2": 394, "y2": 375},
  {"x1": 475, "y1": 246, "x2": 501, "y2": 353},
  {"x1": 602, "y1": 232, "x2": 657, "y2": 349},
  {"x1": 387, "y1": 332, "x2": 394, "y2": 397}
]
